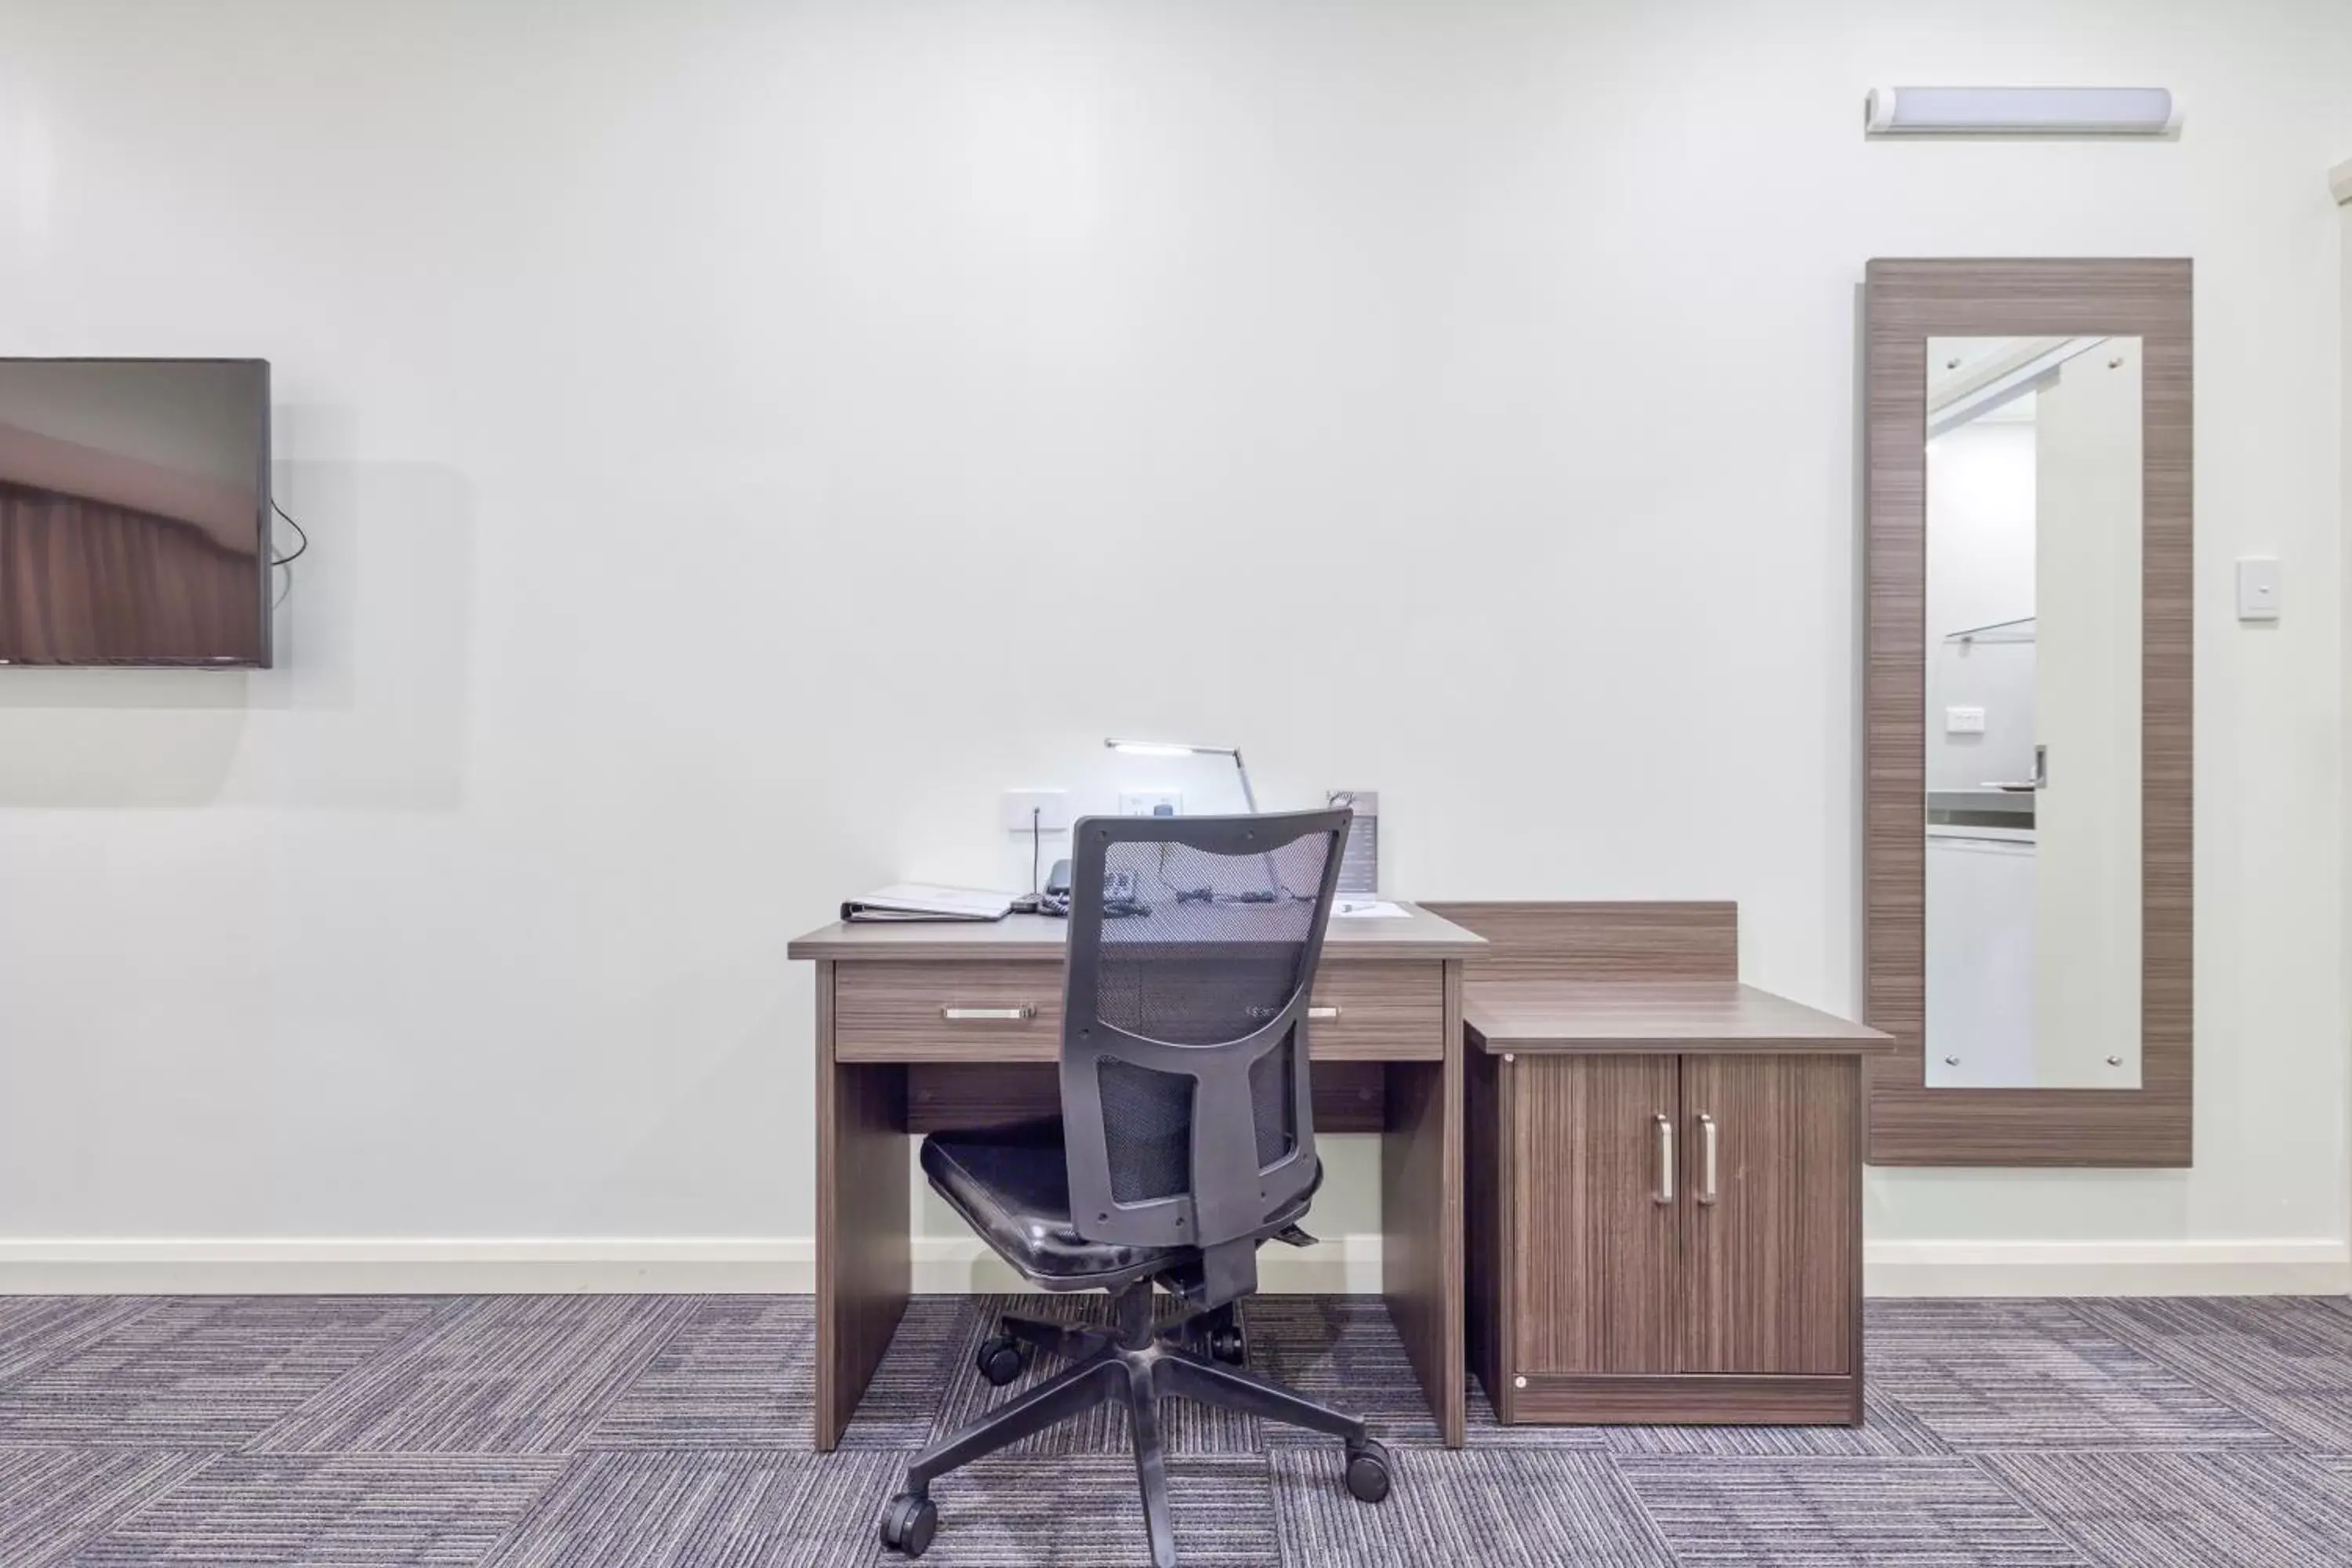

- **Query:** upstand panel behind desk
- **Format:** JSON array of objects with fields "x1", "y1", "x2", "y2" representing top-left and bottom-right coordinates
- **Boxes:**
[{"x1": 786, "y1": 904, "x2": 1487, "y2": 1450}]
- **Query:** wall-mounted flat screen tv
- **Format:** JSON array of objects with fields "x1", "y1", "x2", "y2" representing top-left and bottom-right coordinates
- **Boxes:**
[{"x1": 0, "y1": 358, "x2": 272, "y2": 667}]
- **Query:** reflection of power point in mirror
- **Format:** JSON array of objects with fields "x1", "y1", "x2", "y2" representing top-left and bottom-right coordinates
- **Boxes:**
[
  {"x1": 1120, "y1": 792, "x2": 1181, "y2": 817},
  {"x1": 2237, "y1": 557, "x2": 2281, "y2": 622},
  {"x1": 1944, "y1": 706, "x2": 1987, "y2": 735}
]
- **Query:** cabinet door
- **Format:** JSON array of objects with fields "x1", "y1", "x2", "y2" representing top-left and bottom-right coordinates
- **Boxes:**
[
  {"x1": 1680, "y1": 1054, "x2": 1859, "y2": 1376},
  {"x1": 1511, "y1": 1054, "x2": 1681, "y2": 1376}
]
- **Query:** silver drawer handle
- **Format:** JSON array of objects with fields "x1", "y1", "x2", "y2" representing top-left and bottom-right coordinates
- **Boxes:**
[
  {"x1": 1307, "y1": 1006, "x2": 1341, "y2": 1022},
  {"x1": 1696, "y1": 1112, "x2": 1719, "y2": 1207},
  {"x1": 1653, "y1": 1113, "x2": 1675, "y2": 1205},
  {"x1": 940, "y1": 1006, "x2": 1035, "y2": 1022}
]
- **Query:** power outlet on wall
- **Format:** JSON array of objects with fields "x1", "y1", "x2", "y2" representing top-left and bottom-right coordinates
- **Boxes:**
[
  {"x1": 1119, "y1": 791, "x2": 1182, "y2": 817},
  {"x1": 1001, "y1": 789, "x2": 1073, "y2": 833},
  {"x1": 1944, "y1": 706, "x2": 1987, "y2": 735}
]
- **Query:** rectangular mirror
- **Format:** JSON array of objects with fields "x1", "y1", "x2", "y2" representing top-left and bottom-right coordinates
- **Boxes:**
[
  {"x1": 1924, "y1": 335, "x2": 2143, "y2": 1089},
  {"x1": 1864, "y1": 260, "x2": 2190, "y2": 1168}
]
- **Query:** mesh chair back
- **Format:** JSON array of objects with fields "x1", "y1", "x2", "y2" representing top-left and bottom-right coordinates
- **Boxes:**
[{"x1": 1059, "y1": 809, "x2": 1351, "y2": 1268}]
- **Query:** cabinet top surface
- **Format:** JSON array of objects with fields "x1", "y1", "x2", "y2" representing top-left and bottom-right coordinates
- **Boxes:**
[
  {"x1": 1464, "y1": 982, "x2": 1893, "y2": 1054},
  {"x1": 787, "y1": 902, "x2": 1486, "y2": 963}
]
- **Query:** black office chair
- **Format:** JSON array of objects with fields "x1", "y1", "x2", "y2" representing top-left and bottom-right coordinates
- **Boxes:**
[{"x1": 877, "y1": 808, "x2": 1391, "y2": 1566}]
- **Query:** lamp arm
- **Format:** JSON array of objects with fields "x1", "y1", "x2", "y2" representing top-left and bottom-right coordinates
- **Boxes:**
[{"x1": 1230, "y1": 749, "x2": 1259, "y2": 814}]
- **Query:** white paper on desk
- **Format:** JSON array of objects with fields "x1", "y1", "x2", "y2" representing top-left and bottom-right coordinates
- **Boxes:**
[
  {"x1": 842, "y1": 884, "x2": 1016, "y2": 922},
  {"x1": 1332, "y1": 899, "x2": 1411, "y2": 919}
]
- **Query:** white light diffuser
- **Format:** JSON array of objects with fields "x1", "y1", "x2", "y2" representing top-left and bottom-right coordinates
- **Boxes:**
[{"x1": 1866, "y1": 86, "x2": 2181, "y2": 136}]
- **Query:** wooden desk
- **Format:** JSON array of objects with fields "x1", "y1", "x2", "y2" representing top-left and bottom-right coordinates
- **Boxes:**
[
  {"x1": 787, "y1": 904, "x2": 1486, "y2": 1450},
  {"x1": 1462, "y1": 979, "x2": 1891, "y2": 1425}
]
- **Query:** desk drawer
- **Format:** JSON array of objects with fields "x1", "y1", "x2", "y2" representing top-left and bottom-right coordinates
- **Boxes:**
[
  {"x1": 832, "y1": 958, "x2": 1443, "y2": 1063},
  {"x1": 1308, "y1": 961, "x2": 1446, "y2": 1060},
  {"x1": 836, "y1": 963, "x2": 1065, "y2": 1062}
]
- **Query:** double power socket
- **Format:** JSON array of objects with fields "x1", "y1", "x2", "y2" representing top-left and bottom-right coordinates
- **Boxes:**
[{"x1": 1000, "y1": 789, "x2": 1183, "y2": 836}]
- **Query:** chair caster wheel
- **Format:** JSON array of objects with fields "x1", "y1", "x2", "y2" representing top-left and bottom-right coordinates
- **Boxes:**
[
  {"x1": 879, "y1": 1492, "x2": 938, "y2": 1557},
  {"x1": 975, "y1": 1334, "x2": 1028, "y2": 1388},
  {"x1": 1344, "y1": 1437, "x2": 1392, "y2": 1504},
  {"x1": 1189, "y1": 1303, "x2": 1246, "y2": 1365}
]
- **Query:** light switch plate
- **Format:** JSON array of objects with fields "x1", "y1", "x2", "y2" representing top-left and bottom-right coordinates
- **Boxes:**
[
  {"x1": 1945, "y1": 706, "x2": 1987, "y2": 735},
  {"x1": 2237, "y1": 557, "x2": 2281, "y2": 622},
  {"x1": 1120, "y1": 791, "x2": 1182, "y2": 817},
  {"x1": 1001, "y1": 789, "x2": 1072, "y2": 833}
]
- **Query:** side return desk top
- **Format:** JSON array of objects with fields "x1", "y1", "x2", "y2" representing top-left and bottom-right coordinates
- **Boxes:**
[
  {"x1": 1464, "y1": 982, "x2": 1893, "y2": 1057},
  {"x1": 787, "y1": 902, "x2": 1487, "y2": 1450}
]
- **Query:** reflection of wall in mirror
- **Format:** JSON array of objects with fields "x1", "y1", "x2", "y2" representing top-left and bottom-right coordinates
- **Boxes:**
[{"x1": 1925, "y1": 419, "x2": 2038, "y2": 794}]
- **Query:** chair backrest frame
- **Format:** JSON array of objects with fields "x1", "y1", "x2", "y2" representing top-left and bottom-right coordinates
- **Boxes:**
[{"x1": 1059, "y1": 808, "x2": 1352, "y2": 1254}]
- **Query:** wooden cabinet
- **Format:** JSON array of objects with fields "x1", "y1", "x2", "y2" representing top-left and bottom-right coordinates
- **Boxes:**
[
  {"x1": 1464, "y1": 982, "x2": 1882, "y2": 1427},
  {"x1": 1508, "y1": 1055, "x2": 1681, "y2": 1377},
  {"x1": 1680, "y1": 1054, "x2": 1859, "y2": 1380}
]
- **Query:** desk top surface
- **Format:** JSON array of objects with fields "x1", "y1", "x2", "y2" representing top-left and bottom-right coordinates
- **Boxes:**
[
  {"x1": 1464, "y1": 981, "x2": 1892, "y2": 1055},
  {"x1": 787, "y1": 902, "x2": 1486, "y2": 963}
]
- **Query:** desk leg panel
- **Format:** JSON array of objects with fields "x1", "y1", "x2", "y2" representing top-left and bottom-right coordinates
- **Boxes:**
[
  {"x1": 1380, "y1": 960, "x2": 1467, "y2": 1448},
  {"x1": 814, "y1": 960, "x2": 911, "y2": 1451}
]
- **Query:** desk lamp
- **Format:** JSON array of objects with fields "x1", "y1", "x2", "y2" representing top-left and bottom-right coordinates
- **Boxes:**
[
  {"x1": 1106, "y1": 737, "x2": 1292, "y2": 899},
  {"x1": 1102, "y1": 739, "x2": 1258, "y2": 813}
]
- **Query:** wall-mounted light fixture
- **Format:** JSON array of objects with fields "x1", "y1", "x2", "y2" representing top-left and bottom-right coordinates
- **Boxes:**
[{"x1": 1865, "y1": 86, "x2": 2182, "y2": 137}]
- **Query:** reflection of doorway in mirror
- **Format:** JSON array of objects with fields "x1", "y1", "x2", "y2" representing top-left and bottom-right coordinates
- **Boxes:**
[{"x1": 1923, "y1": 336, "x2": 2143, "y2": 1091}]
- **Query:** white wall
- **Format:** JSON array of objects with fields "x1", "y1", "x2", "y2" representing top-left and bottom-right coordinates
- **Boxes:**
[
  {"x1": 0, "y1": 0, "x2": 2347, "y2": 1293},
  {"x1": 2339, "y1": 156, "x2": 2351, "y2": 1272}
]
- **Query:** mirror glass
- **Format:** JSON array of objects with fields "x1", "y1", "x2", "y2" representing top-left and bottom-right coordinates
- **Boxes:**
[{"x1": 1923, "y1": 336, "x2": 2143, "y2": 1090}]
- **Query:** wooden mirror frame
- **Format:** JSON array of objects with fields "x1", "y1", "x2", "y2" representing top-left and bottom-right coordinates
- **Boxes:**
[{"x1": 1864, "y1": 259, "x2": 2191, "y2": 1167}]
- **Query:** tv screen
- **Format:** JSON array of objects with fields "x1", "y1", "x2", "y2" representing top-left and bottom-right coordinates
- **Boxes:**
[{"x1": 0, "y1": 358, "x2": 272, "y2": 667}]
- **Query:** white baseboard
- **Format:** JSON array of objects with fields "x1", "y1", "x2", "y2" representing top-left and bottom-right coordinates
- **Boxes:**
[
  {"x1": 2, "y1": 1235, "x2": 2342, "y2": 1298},
  {"x1": 0, "y1": 1235, "x2": 1383, "y2": 1297},
  {"x1": 1864, "y1": 1238, "x2": 2351, "y2": 1298}
]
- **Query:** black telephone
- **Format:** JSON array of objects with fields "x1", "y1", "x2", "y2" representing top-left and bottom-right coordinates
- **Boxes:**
[{"x1": 1036, "y1": 859, "x2": 1146, "y2": 918}]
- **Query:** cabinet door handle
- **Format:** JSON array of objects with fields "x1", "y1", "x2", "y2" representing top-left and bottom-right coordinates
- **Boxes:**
[
  {"x1": 940, "y1": 1006, "x2": 1036, "y2": 1022},
  {"x1": 1306, "y1": 1006, "x2": 1342, "y2": 1022},
  {"x1": 1652, "y1": 1113, "x2": 1675, "y2": 1204},
  {"x1": 1695, "y1": 1112, "x2": 1719, "y2": 1206}
]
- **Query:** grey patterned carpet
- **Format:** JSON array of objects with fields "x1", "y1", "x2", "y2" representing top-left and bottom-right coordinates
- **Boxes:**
[{"x1": 5, "y1": 1292, "x2": 2352, "y2": 1566}]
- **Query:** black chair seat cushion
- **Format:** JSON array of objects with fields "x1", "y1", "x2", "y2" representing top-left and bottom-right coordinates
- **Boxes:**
[{"x1": 920, "y1": 1118, "x2": 1318, "y2": 1290}]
